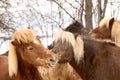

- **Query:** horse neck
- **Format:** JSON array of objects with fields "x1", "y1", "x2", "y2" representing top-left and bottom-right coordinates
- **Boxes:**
[
  {"x1": 16, "y1": 53, "x2": 43, "y2": 80},
  {"x1": 69, "y1": 53, "x2": 84, "y2": 79},
  {"x1": 69, "y1": 38, "x2": 101, "y2": 80}
]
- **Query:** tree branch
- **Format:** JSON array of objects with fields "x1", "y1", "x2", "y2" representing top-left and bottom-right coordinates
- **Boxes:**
[{"x1": 51, "y1": 0, "x2": 76, "y2": 21}]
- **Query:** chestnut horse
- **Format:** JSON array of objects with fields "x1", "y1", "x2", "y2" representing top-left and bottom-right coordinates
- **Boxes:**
[
  {"x1": 8, "y1": 28, "x2": 55, "y2": 80},
  {"x1": 38, "y1": 62, "x2": 81, "y2": 80},
  {"x1": 51, "y1": 31, "x2": 120, "y2": 80},
  {"x1": 90, "y1": 17, "x2": 120, "y2": 46},
  {"x1": 0, "y1": 55, "x2": 9, "y2": 80}
]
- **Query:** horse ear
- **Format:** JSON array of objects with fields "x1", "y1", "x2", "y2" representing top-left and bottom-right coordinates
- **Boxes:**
[
  {"x1": 11, "y1": 40, "x2": 16, "y2": 46},
  {"x1": 11, "y1": 39, "x2": 22, "y2": 46},
  {"x1": 8, "y1": 42, "x2": 18, "y2": 77},
  {"x1": 107, "y1": 17, "x2": 114, "y2": 31}
]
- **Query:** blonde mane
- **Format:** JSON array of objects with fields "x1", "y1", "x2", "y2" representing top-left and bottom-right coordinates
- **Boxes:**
[
  {"x1": 8, "y1": 28, "x2": 36, "y2": 77},
  {"x1": 99, "y1": 17, "x2": 114, "y2": 29},
  {"x1": 53, "y1": 31, "x2": 84, "y2": 64},
  {"x1": 12, "y1": 28, "x2": 36, "y2": 44},
  {"x1": 8, "y1": 43, "x2": 18, "y2": 77}
]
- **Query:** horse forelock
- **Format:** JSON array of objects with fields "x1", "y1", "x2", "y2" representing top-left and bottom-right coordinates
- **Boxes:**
[
  {"x1": 33, "y1": 40, "x2": 40, "y2": 44},
  {"x1": 12, "y1": 28, "x2": 36, "y2": 44},
  {"x1": 53, "y1": 31, "x2": 75, "y2": 47},
  {"x1": 53, "y1": 31, "x2": 84, "y2": 64}
]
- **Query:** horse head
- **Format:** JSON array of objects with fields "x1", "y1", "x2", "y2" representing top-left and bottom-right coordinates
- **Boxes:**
[
  {"x1": 8, "y1": 28, "x2": 55, "y2": 78},
  {"x1": 50, "y1": 31, "x2": 84, "y2": 64}
]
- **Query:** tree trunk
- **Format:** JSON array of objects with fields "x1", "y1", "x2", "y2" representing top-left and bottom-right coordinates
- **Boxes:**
[
  {"x1": 85, "y1": 0, "x2": 93, "y2": 30},
  {"x1": 79, "y1": 0, "x2": 84, "y2": 23},
  {"x1": 97, "y1": 0, "x2": 108, "y2": 22}
]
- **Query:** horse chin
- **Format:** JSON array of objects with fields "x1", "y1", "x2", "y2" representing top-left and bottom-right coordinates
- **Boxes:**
[
  {"x1": 48, "y1": 62, "x2": 56, "y2": 67},
  {"x1": 48, "y1": 58, "x2": 57, "y2": 67}
]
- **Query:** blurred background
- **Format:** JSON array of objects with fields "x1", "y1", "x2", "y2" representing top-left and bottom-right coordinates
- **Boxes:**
[{"x1": 0, "y1": 0, "x2": 119, "y2": 54}]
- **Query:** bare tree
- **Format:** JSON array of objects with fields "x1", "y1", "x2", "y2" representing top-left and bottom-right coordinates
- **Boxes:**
[
  {"x1": 78, "y1": 0, "x2": 84, "y2": 23},
  {"x1": 0, "y1": 0, "x2": 118, "y2": 48},
  {"x1": 97, "y1": 0, "x2": 108, "y2": 22},
  {"x1": 85, "y1": 0, "x2": 93, "y2": 30}
]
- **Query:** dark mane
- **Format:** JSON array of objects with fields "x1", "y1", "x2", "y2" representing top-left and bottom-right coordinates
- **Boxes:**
[{"x1": 65, "y1": 21, "x2": 84, "y2": 35}]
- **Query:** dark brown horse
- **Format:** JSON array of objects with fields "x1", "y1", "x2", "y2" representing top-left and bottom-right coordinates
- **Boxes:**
[
  {"x1": 0, "y1": 55, "x2": 9, "y2": 80},
  {"x1": 45, "y1": 21, "x2": 83, "y2": 80},
  {"x1": 8, "y1": 28, "x2": 55, "y2": 80},
  {"x1": 48, "y1": 21, "x2": 84, "y2": 49},
  {"x1": 90, "y1": 17, "x2": 120, "y2": 46},
  {"x1": 51, "y1": 31, "x2": 120, "y2": 80}
]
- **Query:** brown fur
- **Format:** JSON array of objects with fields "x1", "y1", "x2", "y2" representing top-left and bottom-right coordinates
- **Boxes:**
[
  {"x1": 1, "y1": 51, "x2": 8, "y2": 56},
  {"x1": 44, "y1": 21, "x2": 82, "y2": 80},
  {"x1": 8, "y1": 28, "x2": 55, "y2": 80},
  {"x1": 52, "y1": 31, "x2": 120, "y2": 80},
  {"x1": 65, "y1": 21, "x2": 84, "y2": 35},
  {"x1": 0, "y1": 55, "x2": 9, "y2": 80},
  {"x1": 90, "y1": 17, "x2": 120, "y2": 46},
  {"x1": 89, "y1": 27, "x2": 111, "y2": 39},
  {"x1": 49, "y1": 63, "x2": 81, "y2": 80},
  {"x1": 45, "y1": 21, "x2": 83, "y2": 80},
  {"x1": 38, "y1": 62, "x2": 81, "y2": 80},
  {"x1": 46, "y1": 21, "x2": 83, "y2": 80}
]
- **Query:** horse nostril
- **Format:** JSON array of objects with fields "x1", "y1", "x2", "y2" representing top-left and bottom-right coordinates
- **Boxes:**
[
  {"x1": 48, "y1": 58, "x2": 56, "y2": 67},
  {"x1": 49, "y1": 58, "x2": 55, "y2": 62}
]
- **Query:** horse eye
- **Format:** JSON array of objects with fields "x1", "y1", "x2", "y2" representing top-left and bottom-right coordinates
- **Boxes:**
[
  {"x1": 54, "y1": 50, "x2": 59, "y2": 54},
  {"x1": 28, "y1": 47, "x2": 33, "y2": 50}
]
